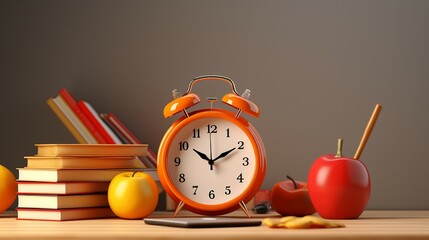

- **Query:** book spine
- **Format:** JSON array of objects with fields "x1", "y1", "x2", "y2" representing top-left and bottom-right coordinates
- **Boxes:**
[
  {"x1": 77, "y1": 101, "x2": 122, "y2": 144},
  {"x1": 47, "y1": 98, "x2": 87, "y2": 144},
  {"x1": 106, "y1": 113, "x2": 157, "y2": 167},
  {"x1": 99, "y1": 113, "x2": 130, "y2": 144},
  {"x1": 59, "y1": 89, "x2": 108, "y2": 144},
  {"x1": 54, "y1": 96, "x2": 98, "y2": 144},
  {"x1": 105, "y1": 113, "x2": 141, "y2": 144}
]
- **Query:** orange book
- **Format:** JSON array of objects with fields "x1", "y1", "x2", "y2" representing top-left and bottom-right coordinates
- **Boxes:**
[
  {"x1": 35, "y1": 144, "x2": 148, "y2": 157},
  {"x1": 47, "y1": 98, "x2": 87, "y2": 144},
  {"x1": 17, "y1": 207, "x2": 115, "y2": 221},
  {"x1": 59, "y1": 89, "x2": 107, "y2": 143}
]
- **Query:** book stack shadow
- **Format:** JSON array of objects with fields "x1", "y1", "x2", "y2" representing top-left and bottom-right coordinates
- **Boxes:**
[{"x1": 16, "y1": 144, "x2": 158, "y2": 221}]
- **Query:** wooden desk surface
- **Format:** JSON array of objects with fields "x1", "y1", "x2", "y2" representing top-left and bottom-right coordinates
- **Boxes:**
[{"x1": 1, "y1": 210, "x2": 429, "y2": 240}]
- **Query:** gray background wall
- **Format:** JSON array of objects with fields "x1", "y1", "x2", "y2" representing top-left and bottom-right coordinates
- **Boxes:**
[{"x1": 1, "y1": 0, "x2": 428, "y2": 210}]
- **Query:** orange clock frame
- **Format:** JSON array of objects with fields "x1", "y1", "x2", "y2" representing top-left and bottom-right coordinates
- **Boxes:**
[
  {"x1": 158, "y1": 109, "x2": 266, "y2": 216},
  {"x1": 158, "y1": 75, "x2": 266, "y2": 217}
]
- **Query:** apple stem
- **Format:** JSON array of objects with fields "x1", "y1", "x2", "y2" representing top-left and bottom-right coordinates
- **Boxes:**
[
  {"x1": 335, "y1": 138, "x2": 343, "y2": 158},
  {"x1": 131, "y1": 171, "x2": 138, "y2": 177},
  {"x1": 286, "y1": 175, "x2": 297, "y2": 189}
]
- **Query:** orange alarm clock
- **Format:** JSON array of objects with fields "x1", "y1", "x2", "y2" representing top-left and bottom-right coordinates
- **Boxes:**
[{"x1": 158, "y1": 75, "x2": 266, "y2": 217}]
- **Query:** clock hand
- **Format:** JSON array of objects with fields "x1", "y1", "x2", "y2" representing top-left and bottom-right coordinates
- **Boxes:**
[
  {"x1": 192, "y1": 147, "x2": 215, "y2": 171},
  {"x1": 192, "y1": 149, "x2": 210, "y2": 161},
  {"x1": 208, "y1": 130, "x2": 214, "y2": 170},
  {"x1": 213, "y1": 147, "x2": 236, "y2": 161},
  {"x1": 209, "y1": 130, "x2": 213, "y2": 161}
]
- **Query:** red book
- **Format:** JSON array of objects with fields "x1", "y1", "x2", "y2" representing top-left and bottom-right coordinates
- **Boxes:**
[
  {"x1": 59, "y1": 89, "x2": 107, "y2": 144},
  {"x1": 78, "y1": 101, "x2": 122, "y2": 144},
  {"x1": 105, "y1": 113, "x2": 157, "y2": 167},
  {"x1": 105, "y1": 113, "x2": 141, "y2": 144}
]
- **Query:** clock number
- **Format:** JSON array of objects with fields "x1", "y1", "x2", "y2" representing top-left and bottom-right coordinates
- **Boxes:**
[
  {"x1": 242, "y1": 157, "x2": 249, "y2": 166},
  {"x1": 225, "y1": 186, "x2": 231, "y2": 195},
  {"x1": 174, "y1": 157, "x2": 181, "y2": 166},
  {"x1": 207, "y1": 124, "x2": 217, "y2": 133},
  {"x1": 238, "y1": 141, "x2": 244, "y2": 149},
  {"x1": 179, "y1": 173, "x2": 186, "y2": 183},
  {"x1": 192, "y1": 129, "x2": 200, "y2": 138},
  {"x1": 236, "y1": 173, "x2": 244, "y2": 183},
  {"x1": 192, "y1": 185, "x2": 198, "y2": 195},
  {"x1": 226, "y1": 128, "x2": 230, "y2": 138},
  {"x1": 209, "y1": 190, "x2": 215, "y2": 199},
  {"x1": 179, "y1": 141, "x2": 189, "y2": 151}
]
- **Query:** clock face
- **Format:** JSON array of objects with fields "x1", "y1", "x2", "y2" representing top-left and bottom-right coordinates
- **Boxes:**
[{"x1": 165, "y1": 114, "x2": 257, "y2": 206}]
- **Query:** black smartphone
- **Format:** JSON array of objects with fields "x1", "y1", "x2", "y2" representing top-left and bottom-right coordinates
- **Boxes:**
[{"x1": 144, "y1": 217, "x2": 262, "y2": 228}]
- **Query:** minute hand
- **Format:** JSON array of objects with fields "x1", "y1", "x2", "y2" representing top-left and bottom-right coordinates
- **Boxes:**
[{"x1": 213, "y1": 148, "x2": 236, "y2": 161}]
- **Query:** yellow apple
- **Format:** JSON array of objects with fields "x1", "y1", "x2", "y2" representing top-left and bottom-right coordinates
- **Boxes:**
[
  {"x1": 108, "y1": 171, "x2": 158, "y2": 219},
  {"x1": 0, "y1": 165, "x2": 17, "y2": 213}
]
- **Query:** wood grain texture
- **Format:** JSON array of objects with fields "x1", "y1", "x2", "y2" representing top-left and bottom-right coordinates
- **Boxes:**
[{"x1": 1, "y1": 210, "x2": 428, "y2": 240}]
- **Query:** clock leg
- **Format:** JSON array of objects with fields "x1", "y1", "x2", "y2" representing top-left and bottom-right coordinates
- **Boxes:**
[
  {"x1": 239, "y1": 201, "x2": 251, "y2": 218},
  {"x1": 173, "y1": 201, "x2": 185, "y2": 218}
]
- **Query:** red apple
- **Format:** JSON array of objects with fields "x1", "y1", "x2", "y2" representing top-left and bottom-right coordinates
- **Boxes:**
[
  {"x1": 308, "y1": 139, "x2": 371, "y2": 219},
  {"x1": 270, "y1": 175, "x2": 316, "y2": 216}
]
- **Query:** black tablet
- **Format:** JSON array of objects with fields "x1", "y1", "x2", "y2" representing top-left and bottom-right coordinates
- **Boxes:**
[{"x1": 144, "y1": 217, "x2": 262, "y2": 228}]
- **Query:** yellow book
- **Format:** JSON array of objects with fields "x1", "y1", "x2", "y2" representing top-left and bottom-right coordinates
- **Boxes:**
[
  {"x1": 47, "y1": 98, "x2": 87, "y2": 144},
  {"x1": 24, "y1": 156, "x2": 138, "y2": 169},
  {"x1": 35, "y1": 144, "x2": 148, "y2": 157}
]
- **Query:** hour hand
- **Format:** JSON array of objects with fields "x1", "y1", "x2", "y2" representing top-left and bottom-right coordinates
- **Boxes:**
[
  {"x1": 213, "y1": 148, "x2": 236, "y2": 161},
  {"x1": 193, "y1": 149, "x2": 210, "y2": 161}
]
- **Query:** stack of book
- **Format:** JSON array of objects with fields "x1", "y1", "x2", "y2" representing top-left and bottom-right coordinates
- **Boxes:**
[
  {"x1": 47, "y1": 88, "x2": 157, "y2": 168},
  {"x1": 16, "y1": 144, "x2": 157, "y2": 221}
]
